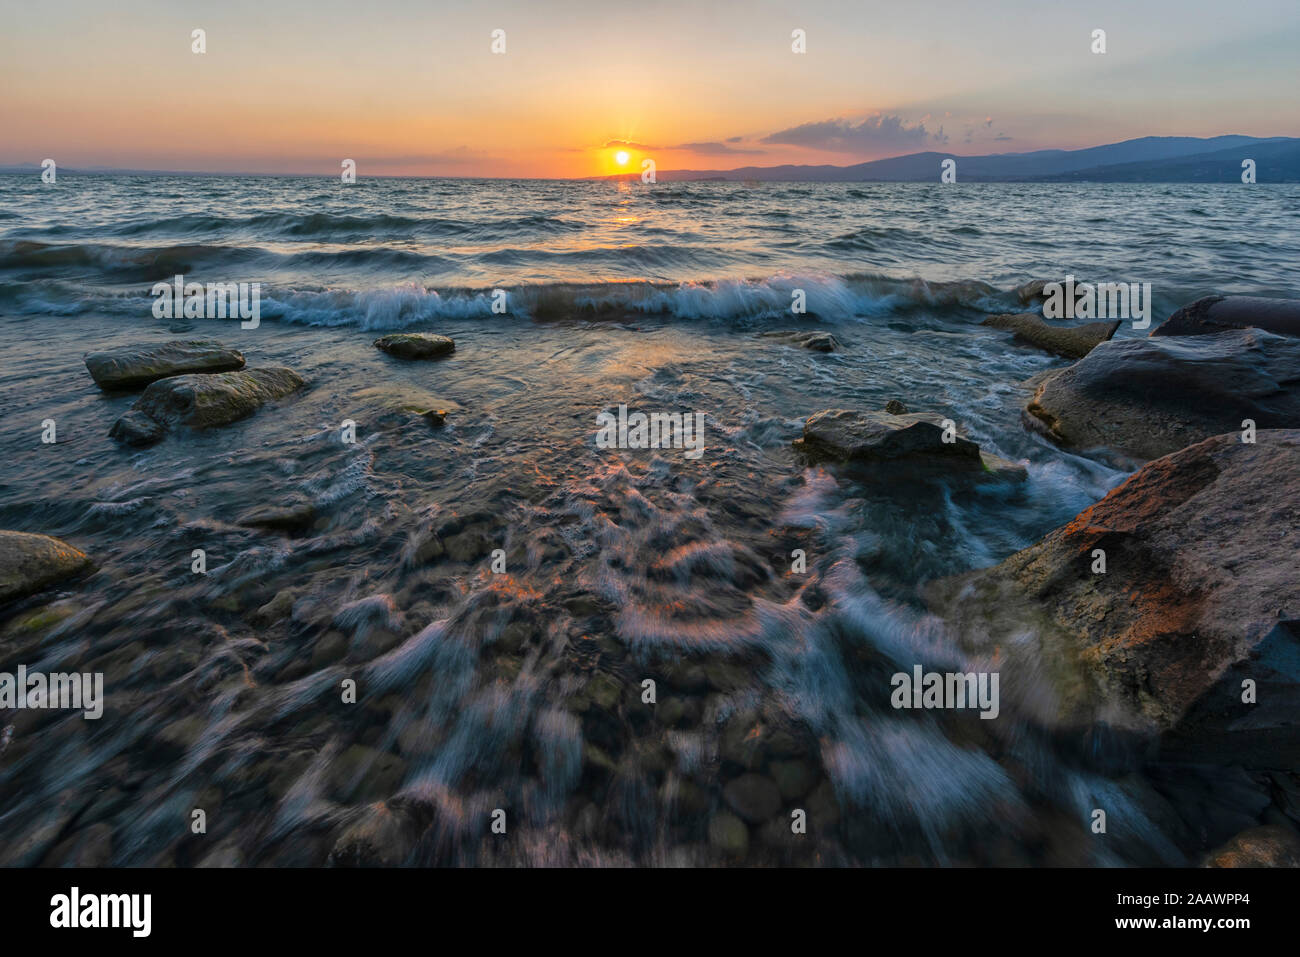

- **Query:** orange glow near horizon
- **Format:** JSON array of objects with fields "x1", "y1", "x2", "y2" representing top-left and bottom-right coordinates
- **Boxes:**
[
  {"x1": 1, "y1": 2, "x2": 1294, "y2": 179},
  {"x1": 595, "y1": 147, "x2": 642, "y2": 178}
]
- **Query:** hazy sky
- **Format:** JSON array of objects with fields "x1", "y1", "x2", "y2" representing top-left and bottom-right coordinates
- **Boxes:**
[{"x1": 2, "y1": 0, "x2": 1297, "y2": 176}]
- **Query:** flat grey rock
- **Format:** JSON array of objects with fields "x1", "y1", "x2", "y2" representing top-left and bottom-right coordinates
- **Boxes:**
[
  {"x1": 796, "y1": 408, "x2": 1025, "y2": 481},
  {"x1": 1024, "y1": 329, "x2": 1300, "y2": 460},
  {"x1": 1153, "y1": 295, "x2": 1300, "y2": 338},
  {"x1": 84, "y1": 339, "x2": 245, "y2": 390}
]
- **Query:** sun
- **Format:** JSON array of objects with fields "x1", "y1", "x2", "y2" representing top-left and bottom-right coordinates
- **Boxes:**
[{"x1": 615, "y1": 150, "x2": 630, "y2": 166}]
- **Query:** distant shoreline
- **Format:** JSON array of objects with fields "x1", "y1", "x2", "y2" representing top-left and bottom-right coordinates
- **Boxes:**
[{"x1": 5, "y1": 134, "x2": 1297, "y2": 183}]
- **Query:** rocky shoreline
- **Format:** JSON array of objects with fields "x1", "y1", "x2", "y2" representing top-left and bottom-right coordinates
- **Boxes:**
[{"x1": 1, "y1": 292, "x2": 1298, "y2": 867}]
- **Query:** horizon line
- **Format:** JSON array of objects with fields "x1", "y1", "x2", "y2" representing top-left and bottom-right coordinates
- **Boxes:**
[{"x1": 5, "y1": 133, "x2": 1295, "y2": 181}]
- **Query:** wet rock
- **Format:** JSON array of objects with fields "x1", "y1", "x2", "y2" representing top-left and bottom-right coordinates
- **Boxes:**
[
  {"x1": 443, "y1": 530, "x2": 492, "y2": 563},
  {"x1": 0, "y1": 798, "x2": 75, "y2": 866},
  {"x1": 656, "y1": 696, "x2": 686, "y2": 727},
  {"x1": 799, "y1": 408, "x2": 978, "y2": 463},
  {"x1": 657, "y1": 695, "x2": 701, "y2": 729},
  {"x1": 106, "y1": 410, "x2": 165, "y2": 446},
  {"x1": 1202, "y1": 825, "x2": 1300, "y2": 868},
  {"x1": 796, "y1": 408, "x2": 1026, "y2": 481},
  {"x1": 720, "y1": 710, "x2": 768, "y2": 770},
  {"x1": 765, "y1": 728, "x2": 804, "y2": 758},
  {"x1": 396, "y1": 720, "x2": 440, "y2": 759},
  {"x1": 1023, "y1": 330, "x2": 1300, "y2": 461},
  {"x1": 663, "y1": 778, "x2": 708, "y2": 817},
  {"x1": 84, "y1": 339, "x2": 245, "y2": 390},
  {"x1": 50, "y1": 822, "x2": 113, "y2": 867},
  {"x1": 196, "y1": 844, "x2": 244, "y2": 868},
  {"x1": 635, "y1": 741, "x2": 674, "y2": 776},
  {"x1": 327, "y1": 745, "x2": 406, "y2": 803},
  {"x1": 1271, "y1": 772, "x2": 1300, "y2": 827},
  {"x1": 1148, "y1": 765, "x2": 1270, "y2": 847},
  {"x1": 373, "y1": 333, "x2": 455, "y2": 360},
  {"x1": 0, "y1": 530, "x2": 93, "y2": 605},
  {"x1": 582, "y1": 742, "x2": 618, "y2": 780},
  {"x1": 769, "y1": 759, "x2": 817, "y2": 800},
  {"x1": 1015, "y1": 279, "x2": 1051, "y2": 304},
  {"x1": 495, "y1": 620, "x2": 534, "y2": 654},
  {"x1": 328, "y1": 802, "x2": 424, "y2": 867},
  {"x1": 800, "y1": 332, "x2": 840, "y2": 353},
  {"x1": 927, "y1": 431, "x2": 1300, "y2": 766},
  {"x1": 572, "y1": 802, "x2": 603, "y2": 841},
  {"x1": 723, "y1": 773, "x2": 782, "y2": 823},
  {"x1": 353, "y1": 627, "x2": 404, "y2": 661},
  {"x1": 238, "y1": 501, "x2": 317, "y2": 534},
  {"x1": 0, "y1": 601, "x2": 80, "y2": 642},
  {"x1": 157, "y1": 715, "x2": 206, "y2": 755},
  {"x1": 804, "y1": 780, "x2": 841, "y2": 834},
  {"x1": 1154, "y1": 295, "x2": 1300, "y2": 339},
  {"x1": 563, "y1": 592, "x2": 606, "y2": 617},
  {"x1": 761, "y1": 330, "x2": 841, "y2": 352},
  {"x1": 701, "y1": 659, "x2": 751, "y2": 692},
  {"x1": 250, "y1": 588, "x2": 296, "y2": 625},
  {"x1": 708, "y1": 810, "x2": 750, "y2": 856},
  {"x1": 310, "y1": 629, "x2": 348, "y2": 668},
  {"x1": 982, "y1": 312, "x2": 1120, "y2": 359},
  {"x1": 408, "y1": 531, "x2": 445, "y2": 566},
  {"x1": 110, "y1": 367, "x2": 306, "y2": 445},
  {"x1": 436, "y1": 514, "x2": 496, "y2": 561},
  {"x1": 586, "y1": 673, "x2": 623, "y2": 711},
  {"x1": 660, "y1": 661, "x2": 709, "y2": 693},
  {"x1": 758, "y1": 814, "x2": 806, "y2": 853},
  {"x1": 291, "y1": 594, "x2": 331, "y2": 627},
  {"x1": 351, "y1": 384, "x2": 458, "y2": 421}
]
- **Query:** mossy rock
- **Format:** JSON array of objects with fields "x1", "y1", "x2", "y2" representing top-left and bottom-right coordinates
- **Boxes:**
[
  {"x1": 0, "y1": 531, "x2": 93, "y2": 605},
  {"x1": 373, "y1": 333, "x2": 455, "y2": 360}
]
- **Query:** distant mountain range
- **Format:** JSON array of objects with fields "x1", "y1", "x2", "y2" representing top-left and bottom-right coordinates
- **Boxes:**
[
  {"x1": 3, "y1": 135, "x2": 1297, "y2": 182},
  {"x1": 603, "y1": 135, "x2": 1300, "y2": 183}
]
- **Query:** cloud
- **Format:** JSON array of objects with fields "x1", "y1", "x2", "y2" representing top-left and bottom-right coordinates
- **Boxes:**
[
  {"x1": 597, "y1": 138, "x2": 763, "y2": 156},
  {"x1": 672, "y1": 140, "x2": 765, "y2": 155},
  {"x1": 602, "y1": 139, "x2": 659, "y2": 150},
  {"x1": 760, "y1": 114, "x2": 940, "y2": 153}
]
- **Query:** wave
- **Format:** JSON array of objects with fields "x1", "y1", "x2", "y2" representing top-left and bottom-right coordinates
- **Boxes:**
[
  {"x1": 4, "y1": 237, "x2": 1245, "y2": 328},
  {"x1": 252, "y1": 274, "x2": 1015, "y2": 327},
  {"x1": 0, "y1": 239, "x2": 265, "y2": 278},
  {"x1": 0, "y1": 258, "x2": 1039, "y2": 326},
  {"x1": 4, "y1": 210, "x2": 590, "y2": 243},
  {"x1": 0, "y1": 237, "x2": 735, "y2": 279}
]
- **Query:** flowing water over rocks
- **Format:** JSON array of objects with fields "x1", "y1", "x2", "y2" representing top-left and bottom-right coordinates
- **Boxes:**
[
  {"x1": 5, "y1": 304, "x2": 1292, "y2": 868},
  {"x1": 2, "y1": 177, "x2": 1297, "y2": 867}
]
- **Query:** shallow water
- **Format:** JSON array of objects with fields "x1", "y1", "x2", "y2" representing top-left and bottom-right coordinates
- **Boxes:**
[{"x1": 0, "y1": 176, "x2": 1294, "y2": 865}]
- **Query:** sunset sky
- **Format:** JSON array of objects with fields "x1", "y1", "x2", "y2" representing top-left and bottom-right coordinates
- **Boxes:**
[{"x1": 2, "y1": 0, "x2": 1297, "y2": 177}]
